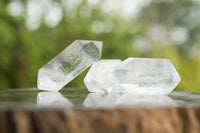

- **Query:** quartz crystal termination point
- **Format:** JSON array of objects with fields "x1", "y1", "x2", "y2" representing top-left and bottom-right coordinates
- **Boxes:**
[
  {"x1": 84, "y1": 60, "x2": 122, "y2": 93},
  {"x1": 112, "y1": 58, "x2": 181, "y2": 95},
  {"x1": 37, "y1": 40, "x2": 103, "y2": 91}
]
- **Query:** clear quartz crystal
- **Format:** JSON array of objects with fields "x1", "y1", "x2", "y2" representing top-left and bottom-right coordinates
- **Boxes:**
[
  {"x1": 84, "y1": 59, "x2": 122, "y2": 93},
  {"x1": 111, "y1": 58, "x2": 181, "y2": 95},
  {"x1": 37, "y1": 40, "x2": 102, "y2": 91}
]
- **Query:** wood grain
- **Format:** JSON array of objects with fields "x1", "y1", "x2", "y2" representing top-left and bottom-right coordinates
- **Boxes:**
[{"x1": 0, "y1": 107, "x2": 200, "y2": 133}]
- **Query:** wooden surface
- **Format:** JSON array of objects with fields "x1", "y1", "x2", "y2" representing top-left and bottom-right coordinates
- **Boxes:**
[
  {"x1": 0, "y1": 88, "x2": 200, "y2": 133},
  {"x1": 1, "y1": 107, "x2": 200, "y2": 133}
]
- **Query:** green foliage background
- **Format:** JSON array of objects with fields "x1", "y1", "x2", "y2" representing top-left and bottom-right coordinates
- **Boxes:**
[{"x1": 0, "y1": 0, "x2": 200, "y2": 92}]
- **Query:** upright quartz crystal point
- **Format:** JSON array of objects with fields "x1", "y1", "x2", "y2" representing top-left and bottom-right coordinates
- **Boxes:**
[
  {"x1": 111, "y1": 58, "x2": 181, "y2": 95},
  {"x1": 37, "y1": 40, "x2": 103, "y2": 91}
]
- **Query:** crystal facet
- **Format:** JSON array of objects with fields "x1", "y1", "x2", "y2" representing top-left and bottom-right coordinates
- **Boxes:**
[
  {"x1": 84, "y1": 59, "x2": 122, "y2": 93},
  {"x1": 37, "y1": 40, "x2": 103, "y2": 91},
  {"x1": 111, "y1": 58, "x2": 181, "y2": 95}
]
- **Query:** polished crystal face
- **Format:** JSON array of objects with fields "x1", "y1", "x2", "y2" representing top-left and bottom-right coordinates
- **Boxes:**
[
  {"x1": 112, "y1": 58, "x2": 181, "y2": 95},
  {"x1": 84, "y1": 60, "x2": 122, "y2": 93},
  {"x1": 37, "y1": 40, "x2": 103, "y2": 91}
]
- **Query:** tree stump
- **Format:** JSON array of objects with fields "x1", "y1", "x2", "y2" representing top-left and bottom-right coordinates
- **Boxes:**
[{"x1": 0, "y1": 88, "x2": 199, "y2": 133}]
